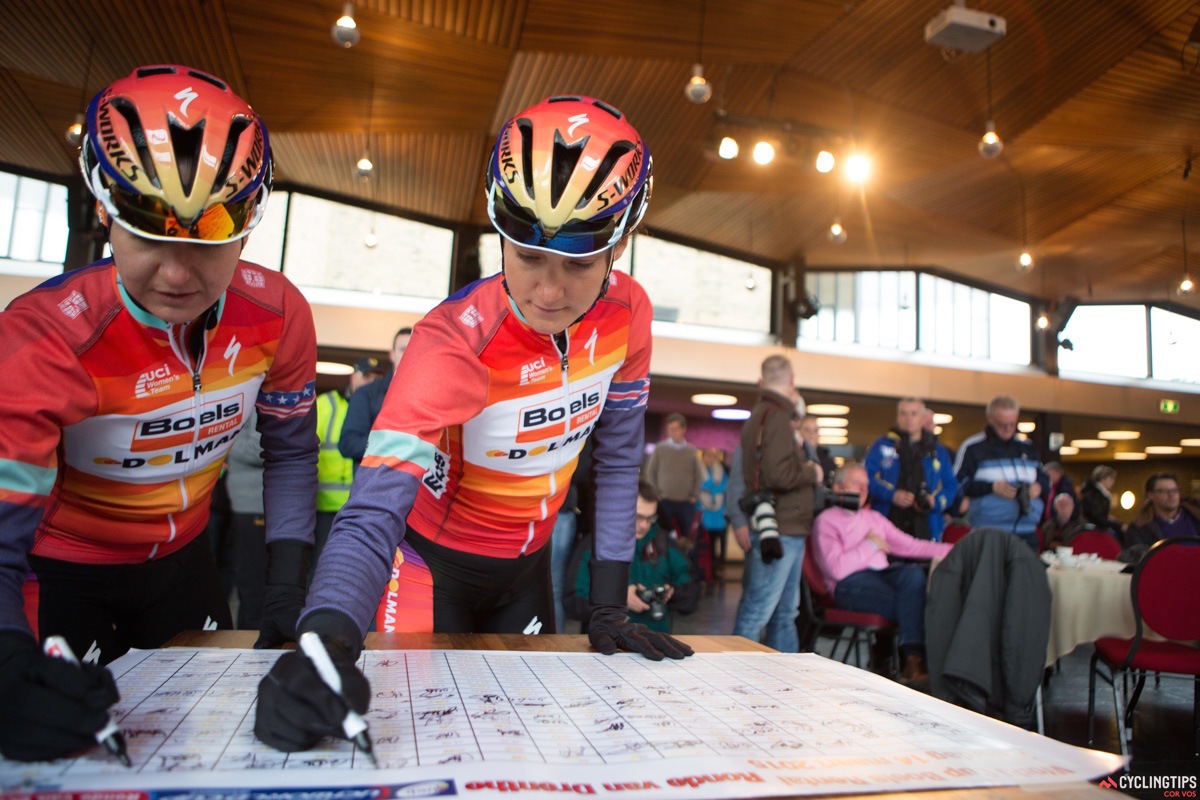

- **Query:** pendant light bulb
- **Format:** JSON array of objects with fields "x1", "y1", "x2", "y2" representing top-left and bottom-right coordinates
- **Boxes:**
[
  {"x1": 752, "y1": 140, "x2": 775, "y2": 165},
  {"x1": 65, "y1": 112, "x2": 85, "y2": 147},
  {"x1": 978, "y1": 121, "x2": 1003, "y2": 159},
  {"x1": 684, "y1": 64, "x2": 713, "y2": 104},
  {"x1": 356, "y1": 155, "x2": 373, "y2": 177},
  {"x1": 1016, "y1": 250, "x2": 1034, "y2": 273},
  {"x1": 827, "y1": 219, "x2": 848, "y2": 245},
  {"x1": 1036, "y1": 313, "x2": 1050, "y2": 330},
  {"x1": 717, "y1": 136, "x2": 739, "y2": 160},
  {"x1": 1179, "y1": 275, "x2": 1195, "y2": 296},
  {"x1": 332, "y1": 2, "x2": 360, "y2": 48}
]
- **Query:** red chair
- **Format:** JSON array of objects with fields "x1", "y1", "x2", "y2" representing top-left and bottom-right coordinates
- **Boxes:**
[
  {"x1": 941, "y1": 524, "x2": 971, "y2": 545},
  {"x1": 1067, "y1": 529, "x2": 1122, "y2": 560},
  {"x1": 798, "y1": 545, "x2": 898, "y2": 676},
  {"x1": 1087, "y1": 536, "x2": 1200, "y2": 757}
]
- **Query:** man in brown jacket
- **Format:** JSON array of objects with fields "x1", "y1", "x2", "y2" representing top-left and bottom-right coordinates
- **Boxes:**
[{"x1": 731, "y1": 354, "x2": 823, "y2": 652}]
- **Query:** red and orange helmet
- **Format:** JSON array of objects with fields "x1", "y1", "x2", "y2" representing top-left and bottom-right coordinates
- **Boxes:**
[
  {"x1": 80, "y1": 64, "x2": 271, "y2": 244},
  {"x1": 486, "y1": 95, "x2": 652, "y2": 257}
]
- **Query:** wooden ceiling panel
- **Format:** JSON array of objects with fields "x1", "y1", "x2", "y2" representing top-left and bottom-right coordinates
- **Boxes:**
[{"x1": 0, "y1": 0, "x2": 1197, "y2": 314}]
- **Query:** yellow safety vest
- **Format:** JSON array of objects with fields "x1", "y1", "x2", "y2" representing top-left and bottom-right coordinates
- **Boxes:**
[{"x1": 315, "y1": 390, "x2": 353, "y2": 512}]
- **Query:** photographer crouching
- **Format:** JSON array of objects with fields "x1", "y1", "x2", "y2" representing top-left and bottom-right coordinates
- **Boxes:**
[
  {"x1": 810, "y1": 463, "x2": 954, "y2": 686},
  {"x1": 571, "y1": 482, "x2": 697, "y2": 633}
]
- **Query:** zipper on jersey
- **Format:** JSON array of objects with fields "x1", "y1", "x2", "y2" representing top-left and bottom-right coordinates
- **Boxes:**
[{"x1": 523, "y1": 330, "x2": 572, "y2": 554}]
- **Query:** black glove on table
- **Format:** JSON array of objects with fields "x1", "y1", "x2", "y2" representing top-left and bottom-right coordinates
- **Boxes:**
[
  {"x1": 586, "y1": 559, "x2": 694, "y2": 662},
  {"x1": 0, "y1": 631, "x2": 120, "y2": 762},
  {"x1": 254, "y1": 539, "x2": 311, "y2": 649},
  {"x1": 255, "y1": 610, "x2": 369, "y2": 752}
]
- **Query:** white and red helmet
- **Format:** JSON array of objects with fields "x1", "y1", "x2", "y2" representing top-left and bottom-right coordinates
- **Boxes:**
[
  {"x1": 80, "y1": 64, "x2": 271, "y2": 244},
  {"x1": 486, "y1": 95, "x2": 652, "y2": 257}
]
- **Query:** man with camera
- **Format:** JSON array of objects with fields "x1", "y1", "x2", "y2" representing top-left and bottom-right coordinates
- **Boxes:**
[
  {"x1": 811, "y1": 463, "x2": 954, "y2": 685},
  {"x1": 864, "y1": 397, "x2": 958, "y2": 541},
  {"x1": 732, "y1": 355, "x2": 823, "y2": 652},
  {"x1": 952, "y1": 394, "x2": 1047, "y2": 552},
  {"x1": 570, "y1": 482, "x2": 696, "y2": 633}
]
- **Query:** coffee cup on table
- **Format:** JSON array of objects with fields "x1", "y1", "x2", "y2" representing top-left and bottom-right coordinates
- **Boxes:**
[{"x1": 1056, "y1": 546, "x2": 1075, "y2": 567}]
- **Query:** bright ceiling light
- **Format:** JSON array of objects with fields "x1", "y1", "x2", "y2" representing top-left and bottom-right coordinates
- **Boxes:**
[
  {"x1": 1098, "y1": 430, "x2": 1140, "y2": 440},
  {"x1": 356, "y1": 155, "x2": 374, "y2": 177},
  {"x1": 364, "y1": 230, "x2": 378, "y2": 248},
  {"x1": 1120, "y1": 491, "x2": 1135, "y2": 510},
  {"x1": 65, "y1": 112, "x2": 85, "y2": 147},
  {"x1": 712, "y1": 408, "x2": 751, "y2": 421},
  {"x1": 1144, "y1": 445, "x2": 1183, "y2": 455},
  {"x1": 691, "y1": 393, "x2": 738, "y2": 406},
  {"x1": 1179, "y1": 275, "x2": 1195, "y2": 296},
  {"x1": 818, "y1": 428, "x2": 847, "y2": 438},
  {"x1": 752, "y1": 140, "x2": 775, "y2": 165},
  {"x1": 1114, "y1": 452, "x2": 1147, "y2": 461},
  {"x1": 331, "y1": 2, "x2": 360, "y2": 47},
  {"x1": 819, "y1": 436, "x2": 848, "y2": 445},
  {"x1": 827, "y1": 220, "x2": 848, "y2": 244},
  {"x1": 807, "y1": 404, "x2": 850, "y2": 415},
  {"x1": 1017, "y1": 250, "x2": 1034, "y2": 273},
  {"x1": 815, "y1": 150, "x2": 835, "y2": 173},
  {"x1": 816, "y1": 417, "x2": 848, "y2": 428},
  {"x1": 933, "y1": 413, "x2": 953, "y2": 425},
  {"x1": 978, "y1": 121, "x2": 1003, "y2": 159},
  {"x1": 1035, "y1": 313, "x2": 1049, "y2": 330},
  {"x1": 1058, "y1": 446, "x2": 1079, "y2": 456},
  {"x1": 933, "y1": 425, "x2": 944, "y2": 435},
  {"x1": 1070, "y1": 439, "x2": 1108, "y2": 449},
  {"x1": 1017, "y1": 421, "x2": 1036, "y2": 433},
  {"x1": 718, "y1": 136, "x2": 739, "y2": 159},
  {"x1": 1181, "y1": 438, "x2": 1200, "y2": 447},
  {"x1": 845, "y1": 154, "x2": 870, "y2": 183},
  {"x1": 316, "y1": 360, "x2": 355, "y2": 376}
]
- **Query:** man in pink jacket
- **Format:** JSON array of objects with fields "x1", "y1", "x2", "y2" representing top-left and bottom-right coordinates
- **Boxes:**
[{"x1": 811, "y1": 463, "x2": 953, "y2": 684}]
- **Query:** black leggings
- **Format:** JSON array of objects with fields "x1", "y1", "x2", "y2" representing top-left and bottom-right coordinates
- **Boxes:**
[
  {"x1": 406, "y1": 529, "x2": 555, "y2": 635},
  {"x1": 29, "y1": 534, "x2": 233, "y2": 665}
]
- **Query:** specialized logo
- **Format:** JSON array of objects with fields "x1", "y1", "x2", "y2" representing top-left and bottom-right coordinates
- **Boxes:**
[
  {"x1": 459, "y1": 304, "x2": 485, "y2": 328},
  {"x1": 129, "y1": 396, "x2": 243, "y2": 452},
  {"x1": 519, "y1": 356, "x2": 554, "y2": 386},
  {"x1": 523, "y1": 615, "x2": 544, "y2": 635},
  {"x1": 82, "y1": 640, "x2": 102, "y2": 665},
  {"x1": 224, "y1": 336, "x2": 242, "y2": 377},
  {"x1": 514, "y1": 382, "x2": 602, "y2": 444},
  {"x1": 57, "y1": 290, "x2": 89, "y2": 320},
  {"x1": 422, "y1": 446, "x2": 450, "y2": 499},
  {"x1": 174, "y1": 86, "x2": 199, "y2": 117},
  {"x1": 566, "y1": 113, "x2": 589, "y2": 139},
  {"x1": 135, "y1": 362, "x2": 180, "y2": 399}
]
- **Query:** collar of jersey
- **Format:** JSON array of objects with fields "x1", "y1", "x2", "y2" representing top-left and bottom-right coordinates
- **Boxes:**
[{"x1": 116, "y1": 271, "x2": 226, "y2": 332}]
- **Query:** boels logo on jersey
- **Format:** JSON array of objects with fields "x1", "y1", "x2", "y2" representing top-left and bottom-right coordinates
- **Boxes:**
[
  {"x1": 514, "y1": 383, "x2": 602, "y2": 445},
  {"x1": 130, "y1": 396, "x2": 244, "y2": 453}
]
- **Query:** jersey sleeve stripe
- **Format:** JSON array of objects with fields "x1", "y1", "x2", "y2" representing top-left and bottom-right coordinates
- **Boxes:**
[
  {"x1": 366, "y1": 429, "x2": 436, "y2": 471},
  {"x1": 605, "y1": 378, "x2": 649, "y2": 410},
  {"x1": 257, "y1": 380, "x2": 317, "y2": 420},
  {"x1": 0, "y1": 459, "x2": 56, "y2": 497}
]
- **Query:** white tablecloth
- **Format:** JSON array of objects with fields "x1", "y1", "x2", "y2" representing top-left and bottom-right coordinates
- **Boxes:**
[{"x1": 1045, "y1": 561, "x2": 1135, "y2": 667}]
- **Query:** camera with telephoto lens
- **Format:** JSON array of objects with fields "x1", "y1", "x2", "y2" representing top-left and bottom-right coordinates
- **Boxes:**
[
  {"x1": 913, "y1": 481, "x2": 934, "y2": 512},
  {"x1": 1015, "y1": 482, "x2": 1031, "y2": 516},
  {"x1": 637, "y1": 585, "x2": 669, "y2": 621},
  {"x1": 821, "y1": 491, "x2": 862, "y2": 512}
]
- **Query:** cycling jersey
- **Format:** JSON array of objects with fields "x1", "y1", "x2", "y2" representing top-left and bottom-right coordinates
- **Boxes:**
[
  {"x1": 0, "y1": 258, "x2": 318, "y2": 635},
  {"x1": 303, "y1": 271, "x2": 651, "y2": 636}
]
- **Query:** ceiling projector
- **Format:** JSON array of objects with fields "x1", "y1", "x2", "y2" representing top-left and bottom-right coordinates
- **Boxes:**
[{"x1": 924, "y1": 5, "x2": 1006, "y2": 53}]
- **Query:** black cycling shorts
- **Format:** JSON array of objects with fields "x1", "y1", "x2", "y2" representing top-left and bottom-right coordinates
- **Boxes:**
[{"x1": 28, "y1": 534, "x2": 233, "y2": 665}]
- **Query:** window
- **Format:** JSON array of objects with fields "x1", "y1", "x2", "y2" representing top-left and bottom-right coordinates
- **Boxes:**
[
  {"x1": 1150, "y1": 307, "x2": 1200, "y2": 384},
  {"x1": 631, "y1": 237, "x2": 770, "y2": 332},
  {"x1": 1057, "y1": 305, "x2": 1148, "y2": 379},
  {"x1": 0, "y1": 171, "x2": 68, "y2": 276},
  {"x1": 281, "y1": 194, "x2": 452, "y2": 309},
  {"x1": 917, "y1": 274, "x2": 1030, "y2": 365},
  {"x1": 240, "y1": 190, "x2": 289, "y2": 271},
  {"x1": 801, "y1": 271, "x2": 917, "y2": 351}
]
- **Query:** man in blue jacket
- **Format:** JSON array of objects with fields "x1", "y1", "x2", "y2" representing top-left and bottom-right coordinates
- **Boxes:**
[
  {"x1": 864, "y1": 397, "x2": 958, "y2": 541},
  {"x1": 338, "y1": 327, "x2": 411, "y2": 470},
  {"x1": 952, "y1": 394, "x2": 1048, "y2": 551}
]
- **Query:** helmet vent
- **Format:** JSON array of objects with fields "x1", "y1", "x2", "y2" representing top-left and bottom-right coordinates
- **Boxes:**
[
  {"x1": 169, "y1": 117, "x2": 206, "y2": 198},
  {"x1": 590, "y1": 99, "x2": 622, "y2": 120},
  {"x1": 577, "y1": 141, "x2": 634, "y2": 209},
  {"x1": 187, "y1": 70, "x2": 227, "y2": 91},
  {"x1": 547, "y1": 95, "x2": 582, "y2": 104},
  {"x1": 551, "y1": 130, "x2": 587, "y2": 209},
  {"x1": 111, "y1": 98, "x2": 160, "y2": 189},
  {"x1": 516, "y1": 118, "x2": 535, "y2": 197},
  {"x1": 135, "y1": 66, "x2": 178, "y2": 79},
  {"x1": 213, "y1": 116, "x2": 251, "y2": 191}
]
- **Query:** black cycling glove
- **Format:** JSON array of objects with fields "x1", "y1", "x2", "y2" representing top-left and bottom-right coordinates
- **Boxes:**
[
  {"x1": 586, "y1": 560, "x2": 694, "y2": 661},
  {"x1": 0, "y1": 631, "x2": 120, "y2": 762},
  {"x1": 255, "y1": 610, "x2": 369, "y2": 752},
  {"x1": 254, "y1": 539, "x2": 311, "y2": 649}
]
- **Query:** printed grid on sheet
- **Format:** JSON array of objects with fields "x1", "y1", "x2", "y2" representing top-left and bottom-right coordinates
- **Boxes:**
[{"x1": 11, "y1": 650, "x2": 1016, "y2": 781}]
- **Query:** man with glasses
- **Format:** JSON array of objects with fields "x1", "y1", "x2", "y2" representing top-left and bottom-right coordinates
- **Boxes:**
[
  {"x1": 570, "y1": 481, "x2": 696, "y2": 634},
  {"x1": 1125, "y1": 473, "x2": 1199, "y2": 548},
  {"x1": 0, "y1": 66, "x2": 318, "y2": 762},
  {"x1": 952, "y1": 394, "x2": 1047, "y2": 551}
]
